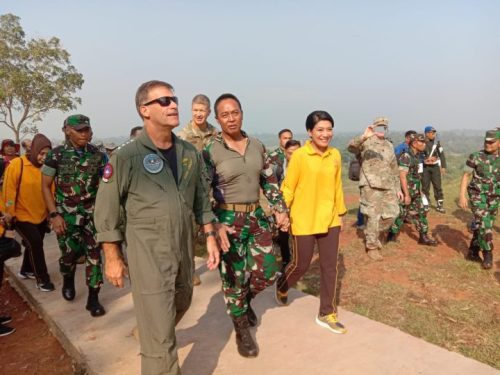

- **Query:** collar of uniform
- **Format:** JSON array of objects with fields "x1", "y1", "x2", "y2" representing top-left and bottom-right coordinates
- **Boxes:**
[
  {"x1": 188, "y1": 120, "x2": 218, "y2": 137},
  {"x1": 304, "y1": 140, "x2": 333, "y2": 157},
  {"x1": 215, "y1": 130, "x2": 249, "y2": 149},
  {"x1": 136, "y1": 128, "x2": 180, "y2": 152}
]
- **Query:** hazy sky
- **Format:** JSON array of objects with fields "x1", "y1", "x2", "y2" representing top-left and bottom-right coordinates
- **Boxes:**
[{"x1": 1, "y1": 0, "x2": 499, "y2": 141}]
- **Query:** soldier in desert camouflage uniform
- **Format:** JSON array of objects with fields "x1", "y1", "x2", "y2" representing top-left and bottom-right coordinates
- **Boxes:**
[
  {"x1": 348, "y1": 117, "x2": 403, "y2": 261},
  {"x1": 459, "y1": 129, "x2": 499, "y2": 270},
  {"x1": 41, "y1": 114, "x2": 107, "y2": 317},
  {"x1": 177, "y1": 94, "x2": 218, "y2": 286},
  {"x1": 387, "y1": 133, "x2": 437, "y2": 245},
  {"x1": 203, "y1": 93, "x2": 289, "y2": 358}
]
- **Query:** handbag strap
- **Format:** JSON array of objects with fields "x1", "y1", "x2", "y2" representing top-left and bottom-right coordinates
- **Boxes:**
[{"x1": 14, "y1": 157, "x2": 24, "y2": 208}]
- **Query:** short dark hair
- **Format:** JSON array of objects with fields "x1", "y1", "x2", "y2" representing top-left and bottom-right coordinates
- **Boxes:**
[
  {"x1": 135, "y1": 80, "x2": 174, "y2": 119},
  {"x1": 278, "y1": 129, "x2": 293, "y2": 138},
  {"x1": 214, "y1": 93, "x2": 242, "y2": 117},
  {"x1": 284, "y1": 139, "x2": 301, "y2": 149},
  {"x1": 305, "y1": 110, "x2": 334, "y2": 131},
  {"x1": 405, "y1": 130, "x2": 417, "y2": 138},
  {"x1": 130, "y1": 126, "x2": 143, "y2": 137}
]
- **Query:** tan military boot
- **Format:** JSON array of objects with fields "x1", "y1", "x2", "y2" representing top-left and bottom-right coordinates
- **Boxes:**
[{"x1": 367, "y1": 249, "x2": 383, "y2": 261}]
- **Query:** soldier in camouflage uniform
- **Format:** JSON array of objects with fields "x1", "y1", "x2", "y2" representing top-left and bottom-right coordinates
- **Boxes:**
[
  {"x1": 177, "y1": 94, "x2": 218, "y2": 286},
  {"x1": 267, "y1": 128, "x2": 293, "y2": 269},
  {"x1": 387, "y1": 134, "x2": 437, "y2": 245},
  {"x1": 348, "y1": 117, "x2": 403, "y2": 261},
  {"x1": 203, "y1": 93, "x2": 289, "y2": 358},
  {"x1": 41, "y1": 114, "x2": 107, "y2": 317},
  {"x1": 459, "y1": 129, "x2": 499, "y2": 270},
  {"x1": 177, "y1": 94, "x2": 218, "y2": 151}
]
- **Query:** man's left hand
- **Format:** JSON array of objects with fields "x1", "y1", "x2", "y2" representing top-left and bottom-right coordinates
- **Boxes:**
[
  {"x1": 206, "y1": 236, "x2": 220, "y2": 270},
  {"x1": 441, "y1": 168, "x2": 446, "y2": 176},
  {"x1": 275, "y1": 211, "x2": 289, "y2": 231}
]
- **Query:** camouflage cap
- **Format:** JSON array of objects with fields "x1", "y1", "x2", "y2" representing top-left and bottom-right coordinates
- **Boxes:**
[
  {"x1": 64, "y1": 114, "x2": 91, "y2": 130},
  {"x1": 409, "y1": 133, "x2": 425, "y2": 143},
  {"x1": 484, "y1": 129, "x2": 500, "y2": 141},
  {"x1": 373, "y1": 117, "x2": 389, "y2": 127}
]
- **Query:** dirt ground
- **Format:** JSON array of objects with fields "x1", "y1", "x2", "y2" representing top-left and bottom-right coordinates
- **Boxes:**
[
  {"x1": 299, "y1": 193, "x2": 500, "y2": 369},
  {"x1": 0, "y1": 278, "x2": 75, "y2": 375}
]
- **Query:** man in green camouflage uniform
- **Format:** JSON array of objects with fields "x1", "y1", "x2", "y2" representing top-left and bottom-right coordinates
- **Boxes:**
[
  {"x1": 177, "y1": 94, "x2": 218, "y2": 286},
  {"x1": 41, "y1": 114, "x2": 107, "y2": 317},
  {"x1": 267, "y1": 129, "x2": 293, "y2": 269},
  {"x1": 388, "y1": 133, "x2": 437, "y2": 245},
  {"x1": 348, "y1": 117, "x2": 403, "y2": 261},
  {"x1": 203, "y1": 93, "x2": 289, "y2": 358},
  {"x1": 459, "y1": 129, "x2": 499, "y2": 270}
]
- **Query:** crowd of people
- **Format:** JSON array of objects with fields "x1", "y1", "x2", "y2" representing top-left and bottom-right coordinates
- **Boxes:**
[{"x1": 0, "y1": 79, "x2": 497, "y2": 375}]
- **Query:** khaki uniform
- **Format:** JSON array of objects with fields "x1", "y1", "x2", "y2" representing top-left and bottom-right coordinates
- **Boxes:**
[
  {"x1": 94, "y1": 131, "x2": 214, "y2": 375},
  {"x1": 348, "y1": 135, "x2": 400, "y2": 250},
  {"x1": 177, "y1": 121, "x2": 218, "y2": 152}
]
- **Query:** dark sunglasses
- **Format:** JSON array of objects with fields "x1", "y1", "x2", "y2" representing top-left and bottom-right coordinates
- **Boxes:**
[{"x1": 143, "y1": 96, "x2": 178, "y2": 107}]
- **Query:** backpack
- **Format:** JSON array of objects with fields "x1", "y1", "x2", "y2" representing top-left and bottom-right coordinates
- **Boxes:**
[{"x1": 348, "y1": 158, "x2": 361, "y2": 181}]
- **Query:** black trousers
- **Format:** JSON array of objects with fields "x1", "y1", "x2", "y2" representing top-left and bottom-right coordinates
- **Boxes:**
[
  {"x1": 422, "y1": 164, "x2": 443, "y2": 202},
  {"x1": 276, "y1": 229, "x2": 291, "y2": 267},
  {"x1": 15, "y1": 221, "x2": 50, "y2": 284}
]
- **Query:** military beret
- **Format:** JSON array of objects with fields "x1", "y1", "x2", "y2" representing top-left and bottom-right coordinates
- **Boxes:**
[
  {"x1": 373, "y1": 117, "x2": 389, "y2": 127},
  {"x1": 485, "y1": 129, "x2": 499, "y2": 141},
  {"x1": 64, "y1": 114, "x2": 91, "y2": 130},
  {"x1": 409, "y1": 133, "x2": 425, "y2": 143}
]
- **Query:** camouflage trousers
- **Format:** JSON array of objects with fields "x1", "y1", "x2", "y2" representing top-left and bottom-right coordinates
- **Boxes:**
[
  {"x1": 57, "y1": 218, "x2": 103, "y2": 289},
  {"x1": 470, "y1": 194, "x2": 498, "y2": 252},
  {"x1": 360, "y1": 186, "x2": 400, "y2": 250},
  {"x1": 390, "y1": 193, "x2": 429, "y2": 235},
  {"x1": 215, "y1": 206, "x2": 279, "y2": 318}
]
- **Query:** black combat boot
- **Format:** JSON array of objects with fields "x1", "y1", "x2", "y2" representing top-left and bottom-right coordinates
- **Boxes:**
[
  {"x1": 86, "y1": 287, "x2": 106, "y2": 317},
  {"x1": 465, "y1": 244, "x2": 481, "y2": 262},
  {"x1": 246, "y1": 294, "x2": 257, "y2": 327},
  {"x1": 233, "y1": 315, "x2": 258, "y2": 358},
  {"x1": 418, "y1": 233, "x2": 437, "y2": 246},
  {"x1": 62, "y1": 273, "x2": 76, "y2": 301},
  {"x1": 482, "y1": 251, "x2": 493, "y2": 270},
  {"x1": 386, "y1": 231, "x2": 398, "y2": 243}
]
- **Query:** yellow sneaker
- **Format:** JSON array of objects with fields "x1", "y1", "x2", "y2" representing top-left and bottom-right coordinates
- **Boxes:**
[{"x1": 315, "y1": 313, "x2": 347, "y2": 334}]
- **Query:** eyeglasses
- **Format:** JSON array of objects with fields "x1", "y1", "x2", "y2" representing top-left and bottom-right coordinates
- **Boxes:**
[{"x1": 142, "y1": 96, "x2": 178, "y2": 107}]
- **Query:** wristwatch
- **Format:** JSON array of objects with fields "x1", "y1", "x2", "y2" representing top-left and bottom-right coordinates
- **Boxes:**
[
  {"x1": 49, "y1": 211, "x2": 60, "y2": 219},
  {"x1": 204, "y1": 230, "x2": 217, "y2": 239}
]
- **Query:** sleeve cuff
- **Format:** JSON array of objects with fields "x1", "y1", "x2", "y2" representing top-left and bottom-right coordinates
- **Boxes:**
[{"x1": 96, "y1": 230, "x2": 124, "y2": 243}]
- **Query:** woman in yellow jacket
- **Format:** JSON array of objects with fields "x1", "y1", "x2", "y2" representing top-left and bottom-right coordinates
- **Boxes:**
[
  {"x1": 275, "y1": 110, "x2": 347, "y2": 334},
  {"x1": 3, "y1": 134, "x2": 54, "y2": 291}
]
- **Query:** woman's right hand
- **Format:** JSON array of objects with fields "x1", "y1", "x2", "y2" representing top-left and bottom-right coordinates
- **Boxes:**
[{"x1": 51, "y1": 215, "x2": 67, "y2": 235}]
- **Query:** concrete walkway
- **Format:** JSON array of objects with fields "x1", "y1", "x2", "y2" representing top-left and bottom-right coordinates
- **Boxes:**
[{"x1": 5, "y1": 233, "x2": 498, "y2": 375}]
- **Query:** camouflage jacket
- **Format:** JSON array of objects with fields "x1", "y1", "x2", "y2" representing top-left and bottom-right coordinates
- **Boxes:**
[
  {"x1": 399, "y1": 148, "x2": 422, "y2": 196},
  {"x1": 202, "y1": 131, "x2": 287, "y2": 213},
  {"x1": 465, "y1": 150, "x2": 499, "y2": 197},
  {"x1": 177, "y1": 121, "x2": 218, "y2": 152},
  {"x1": 42, "y1": 141, "x2": 107, "y2": 225},
  {"x1": 266, "y1": 147, "x2": 285, "y2": 186},
  {"x1": 348, "y1": 135, "x2": 400, "y2": 191}
]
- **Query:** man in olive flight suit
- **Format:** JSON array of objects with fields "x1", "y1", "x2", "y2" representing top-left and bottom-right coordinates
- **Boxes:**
[{"x1": 95, "y1": 80, "x2": 220, "y2": 375}]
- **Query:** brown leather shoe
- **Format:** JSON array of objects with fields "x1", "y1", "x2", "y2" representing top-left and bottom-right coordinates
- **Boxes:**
[{"x1": 193, "y1": 273, "x2": 201, "y2": 286}]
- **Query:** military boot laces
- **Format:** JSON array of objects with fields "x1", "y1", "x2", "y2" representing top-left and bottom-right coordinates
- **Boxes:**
[
  {"x1": 86, "y1": 288, "x2": 106, "y2": 317},
  {"x1": 418, "y1": 233, "x2": 437, "y2": 246},
  {"x1": 482, "y1": 251, "x2": 493, "y2": 270},
  {"x1": 233, "y1": 316, "x2": 258, "y2": 358},
  {"x1": 62, "y1": 274, "x2": 76, "y2": 301}
]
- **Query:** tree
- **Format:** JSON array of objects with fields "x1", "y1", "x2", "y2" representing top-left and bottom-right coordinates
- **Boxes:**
[{"x1": 0, "y1": 13, "x2": 84, "y2": 142}]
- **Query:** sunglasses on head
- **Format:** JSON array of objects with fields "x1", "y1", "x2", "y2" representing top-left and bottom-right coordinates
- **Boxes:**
[{"x1": 143, "y1": 96, "x2": 178, "y2": 107}]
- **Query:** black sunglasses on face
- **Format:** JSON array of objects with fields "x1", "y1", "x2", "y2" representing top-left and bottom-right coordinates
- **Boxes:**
[{"x1": 143, "y1": 96, "x2": 178, "y2": 107}]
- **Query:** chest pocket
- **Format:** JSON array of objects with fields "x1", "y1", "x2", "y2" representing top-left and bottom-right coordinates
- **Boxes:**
[{"x1": 59, "y1": 158, "x2": 76, "y2": 184}]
